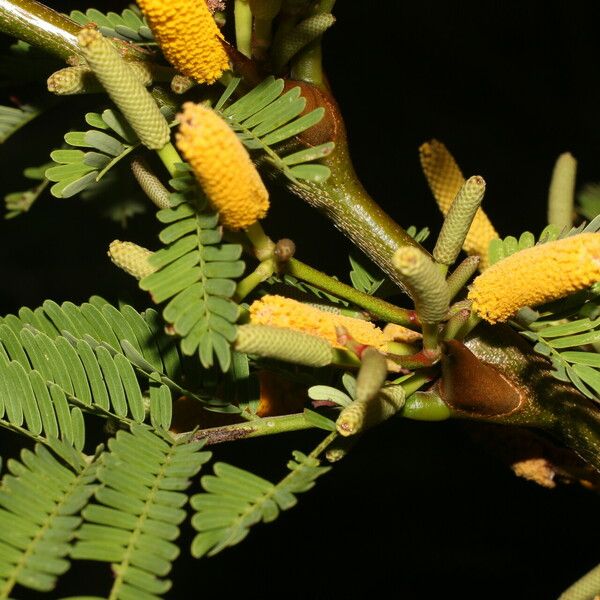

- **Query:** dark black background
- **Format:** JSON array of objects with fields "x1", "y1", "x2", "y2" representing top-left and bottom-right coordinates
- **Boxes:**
[{"x1": 1, "y1": 2, "x2": 600, "y2": 598}]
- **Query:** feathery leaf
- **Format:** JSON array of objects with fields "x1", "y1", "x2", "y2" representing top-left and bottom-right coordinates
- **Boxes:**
[
  {"x1": 215, "y1": 77, "x2": 334, "y2": 184},
  {"x1": 190, "y1": 445, "x2": 330, "y2": 558},
  {"x1": 0, "y1": 442, "x2": 98, "y2": 597},
  {"x1": 71, "y1": 427, "x2": 210, "y2": 598}
]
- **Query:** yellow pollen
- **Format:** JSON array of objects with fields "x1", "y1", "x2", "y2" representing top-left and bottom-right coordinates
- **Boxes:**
[
  {"x1": 249, "y1": 295, "x2": 394, "y2": 349},
  {"x1": 136, "y1": 0, "x2": 229, "y2": 84},
  {"x1": 176, "y1": 102, "x2": 270, "y2": 230},
  {"x1": 468, "y1": 233, "x2": 600, "y2": 323},
  {"x1": 419, "y1": 139, "x2": 499, "y2": 268}
]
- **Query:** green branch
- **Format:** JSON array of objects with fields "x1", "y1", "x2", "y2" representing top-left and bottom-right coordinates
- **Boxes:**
[
  {"x1": 0, "y1": 0, "x2": 148, "y2": 62},
  {"x1": 284, "y1": 257, "x2": 419, "y2": 328}
]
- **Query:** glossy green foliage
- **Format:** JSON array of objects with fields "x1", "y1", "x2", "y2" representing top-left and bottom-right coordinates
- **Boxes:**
[
  {"x1": 216, "y1": 76, "x2": 334, "y2": 184},
  {"x1": 0, "y1": 442, "x2": 98, "y2": 598},
  {"x1": 140, "y1": 166, "x2": 244, "y2": 372},
  {"x1": 190, "y1": 450, "x2": 330, "y2": 558},
  {"x1": 71, "y1": 426, "x2": 211, "y2": 600}
]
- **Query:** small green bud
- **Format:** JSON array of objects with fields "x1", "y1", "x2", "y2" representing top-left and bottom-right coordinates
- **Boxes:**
[
  {"x1": 272, "y1": 13, "x2": 335, "y2": 71},
  {"x1": 131, "y1": 158, "x2": 171, "y2": 209},
  {"x1": 355, "y1": 347, "x2": 388, "y2": 404},
  {"x1": 108, "y1": 240, "x2": 156, "y2": 280},
  {"x1": 336, "y1": 383, "x2": 405, "y2": 437}
]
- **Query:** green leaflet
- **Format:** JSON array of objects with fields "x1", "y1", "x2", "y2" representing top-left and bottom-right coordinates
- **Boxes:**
[
  {"x1": 70, "y1": 7, "x2": 154, "y2": 43},
  {"x1": 578, "y1": 182, "x2": 600, "y2": 221},
  {"x1": 47, "y1": 109, "x2": 142, "y2": 198},
  {"x1": 521, "y1": 314, "x2": 600, "y2": 402},
  {"x1": 0, "y1": 442, "x2": 98, "y2": 598},
  {"x1": 71, "y1": 427, "x2": 210, "y2": 599},
  {"x1": 348, "y1": 255, "x2": 386, "y2": 296},
  {"x1": 140, "y1": 168, "x2": 245, "y2": 372},
  {"x1": 190, "y1": 446, "x2": 331, "y2": 558},
  {"x1": 215, "y1": 77, "x2": 334, "y2": 184},
  {"x1": 488, "y1": 215, "x2": 600, "y2": 266}
]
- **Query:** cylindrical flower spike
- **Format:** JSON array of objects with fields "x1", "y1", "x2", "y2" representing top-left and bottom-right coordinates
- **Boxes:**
[
  {"x1": 136, "y1": 0, "x2": 229, "y2": 84},
  {"x1": 336, "y1": 384, "x2": 405, "y2": 437},
  {"x1": 77, "y1": 28, "x2": 170, "y2": 149},
  {"x1": 131, "y1": 158, "x2": 171, "y2": 209},
  {"x1": 272, "y1": 13, "x2": 336, "y2": 72},
  {"x1": 355, "y1": 348, "x2": 388, "y2": 404},
  {"x1": 468, "y1": 233, "x2": 600, "y2": 323},
  {"x1": 249, "y1": 295, "x2": 394, "y2": 349},
  {"x1": 108, "y1": 240, "x2": 156, "y2": 280},
  {"x1": 47, "y1": 66, "x2": 100, "y2": 95},
  {"x1": 48, "y1": 62, "x2": 159, "y2": 95},
  {"x1": 176, "y1": 102, "x2": 269, "y2": 230},
  {"x1": 434, "y1": 175, "x2": 486, "y2": 266},
  {"x1": 392, "y1": 247, "x2": 450, "y2": 324},
  {"x1": 547, "y1": 152, "x2": 577, "y2": 231},
  {"x1": 234, "y1": 324, "x2": 333, "y2": 367},
  {"x1": 446, "y1": 255, "x2": 481, "y2": 300},
  {"x1": 420, "y1": 140, "x2": 498, "y2": 268}
]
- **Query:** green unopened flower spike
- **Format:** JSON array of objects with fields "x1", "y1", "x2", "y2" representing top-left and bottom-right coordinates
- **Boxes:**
[
  {"x1": 446, "y1": 255, "x2": 480, "y2": 300},
  {"x1": 131, "y1": 158, "x2": 171, "y2": 209},
  {"x1": 355, "y1": 347, "x2": 388, "y2": 403},
  {"x1": 272, "y1": 13, "x2": 336, "y2": 71},
  {"x1": 234, "y1": 324, "x2": 333, "y2": 367},
  {"x1": 48, "y1": 62, "x2": 159, "y2": 95},
  {"x1": 47, "y1": 66, "x2": 100, "y2": 95},
  {"x1": 336, "y1": 384, "x2": 405, "y2": 437},
  {"x1": 433, "y1": 175, "x2": 486, "y2": 266},
  {"x1": 392, "y1": 247, "x2": 450, "y2": 324},
  {"x1": 171, "y1": 74, "x2": 195, "y2": 95},
  {"x1": 547, "y1": 152, "x2": 577, "y2": 230},
  {"x1": 108, "y1": 240, "x2": 156, "y2": 280},
  {"x1": 77, "y1": 28, "x2": 170, "y2": 149}
]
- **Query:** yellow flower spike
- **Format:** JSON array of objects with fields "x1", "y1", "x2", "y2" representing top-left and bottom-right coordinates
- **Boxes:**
[
  {"x1": 108, "y1": 240, "x2": 156, "y2": 280},
  {"x1": 136, "y1": 0, "x2": 229, "y2": 84},
  {"x1": 176, "y1": 102, "x2": 270, "y2": 230},
  {"x1": 419, "y1": 139, "x2": 499, "y2": 268},
  {"x1": 249, "y1": 295, "x2": 393, "y2": 349},
  {"x1": 468, "y1": 233, "x2": 600, "y2": 323}
]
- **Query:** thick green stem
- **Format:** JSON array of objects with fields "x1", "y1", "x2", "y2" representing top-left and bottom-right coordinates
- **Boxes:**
[
  {"x1": 234, "y1": 258, "x2": 275, "y2": 301},
  {"x1": 289, "y1": 133, "x2": 424, "y2": 295},
  {"x1": 156, "y1": 141, "x2": 181, "y2": 177},
  {"x1": 234, "y1": 0, "x2": 253, "y2": 58},
  {"x1": 284, "y1": 257, "x2": 419, "y2": 328},
  {"x1": 0, "y1": 0, "x2": 147, "y2": 62},
  {"x1": 290, "y1": 0, "x2": 335, "y2": 87},
  {"x1": 0, "y1": 0, "x2": 80, "y2": 61},
  {"x1": 453, "y1": 324, "x2": 600, "y2": 473}
]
